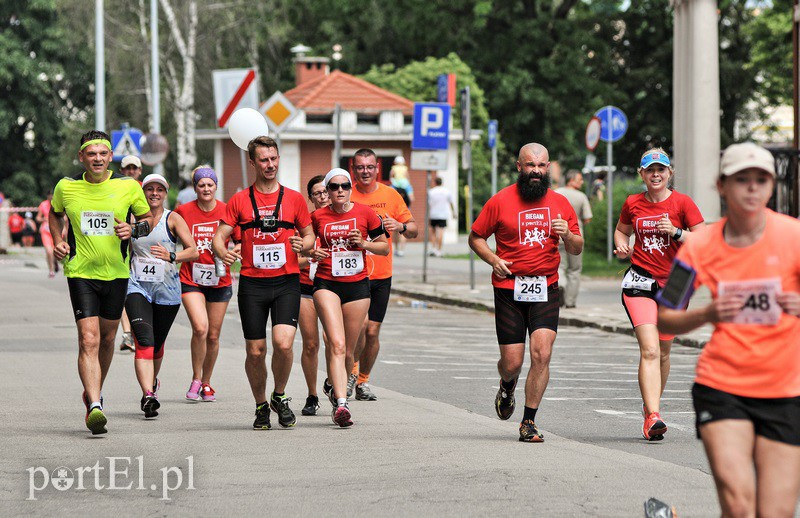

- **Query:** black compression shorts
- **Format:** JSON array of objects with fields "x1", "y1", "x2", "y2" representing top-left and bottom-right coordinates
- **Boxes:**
[
  {"x1": 313, "y1": 277, "x2": 371, "y2": 306},
  {"x1": 692, "y1": 383, "x2": 800, "y2": 446},
  {"x1": 67, "y1": 277, "x2": 129, "y2": 321},
  {"x1": 125, "y1": 293, "x2": 180, "y2": 360},
  {"x1": 367, "y1": 277, "x2": 392, "y2": 323},
  {"x1": 300, "y1": 282, "x2": 314, "y2": 299},
  {"x1": 237, "y1": 274, "x2": 300, "y2": 340},
  {"x1": 493, "y1": 284, "x2": 560, "y2": 345}
]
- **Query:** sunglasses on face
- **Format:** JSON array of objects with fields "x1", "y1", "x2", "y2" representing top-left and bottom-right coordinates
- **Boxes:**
[{"x1": 327, "y1": 182, "x2": 352, "y2": 191}]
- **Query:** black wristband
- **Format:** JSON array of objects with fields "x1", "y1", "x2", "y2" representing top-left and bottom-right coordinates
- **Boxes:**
[
  {"x1": 399, "y1": 222, "x2": 407, "y2": 234},
  {"x1": 672, "y1": 228, "x2": 683, "y2": 240},
  {"x1": 169, "y1": 252, "x2": 176, "y2": 263}
]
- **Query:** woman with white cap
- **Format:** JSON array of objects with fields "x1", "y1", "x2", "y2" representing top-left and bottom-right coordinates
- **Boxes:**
[
  {"x1": 127, "y1": 173, "x2": 198, "y2": 418},
  {"x1": 658, "y1": 143, "x2": 800, "y2": 517},
  {"x1": 310, "y1": 168, "x2": 388, "y2": 427},
  {"x1": 613, "y1": 147, "x2": 705, "y2": 441},
  {"x1": 174, "y1": 166, "x2": 239, "y2": 403}
]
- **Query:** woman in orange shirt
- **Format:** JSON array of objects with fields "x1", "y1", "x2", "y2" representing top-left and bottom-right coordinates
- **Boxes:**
[{"x1": 658, "y1": 143, "x2": 800, "y2": 517}]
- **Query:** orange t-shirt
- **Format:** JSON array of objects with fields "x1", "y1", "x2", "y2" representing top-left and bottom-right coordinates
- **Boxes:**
[
  {"x1": 675, "y1": 210, "x2": 800, "y2": 398},
  {"x1": 350, "y1": 183, "x2": 412, "y2": 280}
]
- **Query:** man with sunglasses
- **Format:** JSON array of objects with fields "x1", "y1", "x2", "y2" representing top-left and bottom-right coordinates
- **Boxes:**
[
  {"x1": 213, "y1": 136, "x2": 315, "y2": 430},
  {"x1": 348, "y1": 148, "x2": 418, "y2": 401}
]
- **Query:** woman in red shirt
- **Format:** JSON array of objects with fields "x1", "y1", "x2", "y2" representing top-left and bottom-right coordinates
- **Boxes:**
[
  {"x1": 613, "y1": 148, "x2": 705, "y2": 441},
  {"x1": 310, "y1": 168, "x2": 388, "y2": 427},
  {"x1": 659, "y1": 143, "x2": 800, "y2": 517},
  {"x1": 174, "y1": 167, "x2": 239, "y2": 402}
]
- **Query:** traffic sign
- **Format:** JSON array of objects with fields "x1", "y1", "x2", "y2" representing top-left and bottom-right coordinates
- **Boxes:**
[
  {"x1": 111, "y1": 125, "x2": 142, "y2": 162},
  {"x1": 595, "y1": 106, "x2": 628, "y2": 142},
  {"x1": 259, "y1": 91, "x2": 299, "y2": 133},
  {"x1": 437, "y1": 73, "x2": 456, "y2": 107},
  {"x1": 585, "y1": 116, "x2": 601, "y2": 151},
  {"x1": 412, "y1": 102, "x2": 450, "y2": 151},
  {"x1": 213, "y1": 68, "x2": 259, "y2": 129},
  {"x1": 487, "y1": 120, "x2": 498, "y2": 149},
  {"x1": 411, "y1": 150, "x2": 449, "y2": 171}
]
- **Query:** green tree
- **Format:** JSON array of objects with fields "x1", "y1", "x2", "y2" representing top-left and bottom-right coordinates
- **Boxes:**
[
  {"x1": 746, "y1": 0, "x2": 793, "y2": 107},
  {"x1": 0, "y1": 1, "x2": 92, "y2": 199}
]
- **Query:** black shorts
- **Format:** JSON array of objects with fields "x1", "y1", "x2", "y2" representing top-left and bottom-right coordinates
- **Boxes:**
[
  {"x1": 313, "y1": 277, "x2": 371, "y2": 306},
  {"x1": 237, "y1": 274, "x2": 300, "y2": 340},
  {"x1": 300, "y1": 282, "x2": 314, "y2": 299},
  {"x1": 67, "y1": 277, "x2": 129, "y2": 321},
  {"x1": 692, "y1": 383, "x2": 800, "y2": 446},
  {"x1": 368, "y1": 277, "x2": 392, "y2": 323},
  {"x1": 430, "y1": 219, "x2": 447, "y2": 228},
  {"x1": 493, "y1": 284, "x2": 560, "y2": 345},
  {"x1": 181, "y1": 282, "x2": 233, "y2": 303}
]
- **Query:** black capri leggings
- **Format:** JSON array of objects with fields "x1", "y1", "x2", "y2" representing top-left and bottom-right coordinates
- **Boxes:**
[{"x1": 125, "y1": 293, "x2": 180, "y2": 360}]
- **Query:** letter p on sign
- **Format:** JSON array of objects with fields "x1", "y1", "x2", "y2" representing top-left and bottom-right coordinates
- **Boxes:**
[
  {"x1": 421, "y1": 107, "x2": 442, "y2": 136},
  {"x1": 412, "y1": 102, "x2": 450, "y2": 151}
]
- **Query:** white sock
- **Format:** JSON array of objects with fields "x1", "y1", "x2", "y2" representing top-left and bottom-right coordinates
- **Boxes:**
[
  {"x1": 90, "y1": 401, "x2": 102, "y2": 411},
  {"x1": 337, "y1": 398, "x2": 347, "y2": 407}
]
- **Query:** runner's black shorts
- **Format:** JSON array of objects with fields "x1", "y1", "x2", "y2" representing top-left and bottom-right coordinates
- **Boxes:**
[
  {"x1": 125, "y1": 293, "x2": 180, "y2": 359},
  {"x1": 367, "y1": 277, "x2": 392, "y2": 323},
  {"x1": 237, "y1": 274, "x2": 300, "y2": 340},
  {"x1": 493, "y1": 284, "x2": 560, "y2": 345},
  {"x1": 300, "y1": 282, "x2": 314, "y2": 299},
  {"x1": 692, "y1": 383, "x2": 800, "y2": 446},
  {"x1": 313, "y1": 277, "x2": 371, "y2": 306},
  {"x1": 430, "y1": 219, "x2": 447, "y2": 228},
  {"x1": 180, "y1": 282, "x2": 233, "y2": 303},
  {"x1": 67, "y1": 277, "x2": 129, "y2": 321}
]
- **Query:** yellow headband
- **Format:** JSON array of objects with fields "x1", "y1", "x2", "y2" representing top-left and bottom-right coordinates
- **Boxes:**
[{"x1": 80, "y1": 139, "x2": 112, "y2": 152}]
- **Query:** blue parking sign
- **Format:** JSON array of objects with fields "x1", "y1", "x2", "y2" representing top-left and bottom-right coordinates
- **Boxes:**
[
  {"x1": 412, "y1": 103, "x2": 450, "y2": 151},
  {"x1": 487, "y1": 120, "x2": 498, "y2": 149}
]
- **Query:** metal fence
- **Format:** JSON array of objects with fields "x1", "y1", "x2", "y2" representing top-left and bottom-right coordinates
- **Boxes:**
[{"x1": 768, "y1": 148, "x2": 800, "y2": 218}]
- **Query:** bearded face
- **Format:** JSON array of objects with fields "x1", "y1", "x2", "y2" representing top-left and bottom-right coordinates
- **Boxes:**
[{"x1": 517, "y1": 169, "x2": 551, "y2": 201}]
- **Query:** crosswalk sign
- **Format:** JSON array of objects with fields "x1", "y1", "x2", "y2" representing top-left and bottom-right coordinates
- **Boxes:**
[{"x1": 111, "y1": 127, "x2": 143, "y2": 161}]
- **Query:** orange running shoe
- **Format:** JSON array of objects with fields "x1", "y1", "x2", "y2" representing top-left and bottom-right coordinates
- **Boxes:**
[{"x1": 642, "y1": 411, "x2": 667, "y2": 441}]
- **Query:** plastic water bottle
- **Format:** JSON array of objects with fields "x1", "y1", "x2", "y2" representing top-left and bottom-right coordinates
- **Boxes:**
[
  {"x1": 411, "y1": 300, "x2": 427, "y2": 309},
  {"x1": 214, "y1": 253, "x2": 226, "y2": 277}
]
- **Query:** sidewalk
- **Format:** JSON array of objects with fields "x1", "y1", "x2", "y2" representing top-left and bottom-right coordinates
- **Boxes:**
[{"x1": 390, "y1": 236, "x2": 713, "y2": 349}]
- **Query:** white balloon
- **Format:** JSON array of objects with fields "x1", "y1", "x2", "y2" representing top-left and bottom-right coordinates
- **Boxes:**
[{"x1": 227, "y1": 108, "x2": 270, "y2": 150}]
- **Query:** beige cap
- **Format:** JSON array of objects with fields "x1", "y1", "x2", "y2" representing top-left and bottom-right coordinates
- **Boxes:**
[
  {"x1": 121, "y1": 155, "x2": 142, "y2": 169},
  {"x1": 720, "y1": 143, "x2": 775, "y2": 177},
  {"x1": 141, "y1": 173, "x2": 169, "y2": 190}
]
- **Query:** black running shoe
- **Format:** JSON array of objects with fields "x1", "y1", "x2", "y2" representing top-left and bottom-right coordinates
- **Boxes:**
[
  {"x1": 270, "y1": 393, "x2": 297, "y2": 428},
  {"x1": 301, "y1": 395, "x2": 320, "y2": 416},
  {"x1": 253, "y1": 403, "x2": 271, "y2": 430},
  {"x1": 323, "y1": 378, "x2": 336, "y2": 407},
  {"x1": 140, "y1": 394, "x2": 160, "y2": 418},
  {"x1": 495, "y1": 377, "x2": 518, "y2": 420},
  {"x1": 519, "y1": 419, "x2": 544, "y2": 443}
]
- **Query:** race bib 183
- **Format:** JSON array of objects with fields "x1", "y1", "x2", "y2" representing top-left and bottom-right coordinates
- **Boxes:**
[{"x1": 332, "y1": 250, "x2": 364, "y2": 277}]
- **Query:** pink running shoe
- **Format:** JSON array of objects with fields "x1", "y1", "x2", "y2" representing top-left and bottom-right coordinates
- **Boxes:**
[
  {"x1": 332, "y1": 404, "x2": 353, "y2": 428},
  {"x1": 186, "y1": 379, "x2": 202, "y2": 401},
  {"x1": 200, "y1": 383, "x2": 216, "y2": 402}
]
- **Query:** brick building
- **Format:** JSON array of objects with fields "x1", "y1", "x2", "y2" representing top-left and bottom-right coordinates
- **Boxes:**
[{"x1": 196, "y1": 57, "x2": 464, "y2": 244}]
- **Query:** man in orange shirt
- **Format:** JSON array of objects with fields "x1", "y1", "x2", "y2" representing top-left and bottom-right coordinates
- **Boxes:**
[{"x1": 347, "y1": 149, "x2": 418, "y2": 401}]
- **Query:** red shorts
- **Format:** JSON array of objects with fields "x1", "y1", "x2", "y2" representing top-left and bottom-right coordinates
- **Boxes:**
[
  {"x1": 621, "y1": 293, "x2": 675, "y2": 341},
  {"x1": 40, "y1": 230, "x2": 53, "y2": 248}
]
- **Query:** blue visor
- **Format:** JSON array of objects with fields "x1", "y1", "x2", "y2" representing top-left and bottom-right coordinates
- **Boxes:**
[{"x1": 640, "y1": 151, "x2": 670, "y2": 168}]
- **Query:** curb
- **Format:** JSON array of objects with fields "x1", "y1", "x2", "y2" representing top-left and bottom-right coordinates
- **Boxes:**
[{"x1": 392, "y1": 286, "x2": 706, "y2": 350}]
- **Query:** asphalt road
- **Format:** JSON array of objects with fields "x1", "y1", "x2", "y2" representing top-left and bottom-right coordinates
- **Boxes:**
[{"x1": 0, "y1": 255, "x2": 720, "y2": 516}]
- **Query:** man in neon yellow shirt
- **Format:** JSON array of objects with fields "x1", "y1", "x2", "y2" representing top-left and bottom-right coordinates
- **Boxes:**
[{"x1": 49, "y1": 130, "x2": 153, "y2": 435}]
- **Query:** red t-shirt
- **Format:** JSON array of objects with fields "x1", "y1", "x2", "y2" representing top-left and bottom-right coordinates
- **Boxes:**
[
  {"x1": 619, "y1": 190, "x2": 704, "y2": 285},
  {"x1": 311, "y1": 203, "x2": 384, "y2": 282},
  {"x1": 471, "y1": 186, "x2": 580, "y2": 289},
  {"x1": 8, "y1": 213, "x2": 24, "y2": 233},
  {"x1": 175, "y1": 200, "x2": 237, "y2": 288},
  {"x1": 221, "y1": 184, "x2": 311, "y2": 278}
]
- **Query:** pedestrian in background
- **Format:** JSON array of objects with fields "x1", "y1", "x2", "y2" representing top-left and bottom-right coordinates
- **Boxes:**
[
  {"x1": 555, "y1": 170, "x2": 592, "y2": 308},
  {"x1": 427, "y1": 176, "x2": 455, "y2": 257},
  {"x1": 36, "y1": 191, "x2": 58, "y2": 277}
]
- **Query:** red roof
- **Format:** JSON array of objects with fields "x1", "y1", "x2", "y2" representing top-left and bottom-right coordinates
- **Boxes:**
[{"x1": 284, "y1": 70, "x2": 414, "y2": 116}]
